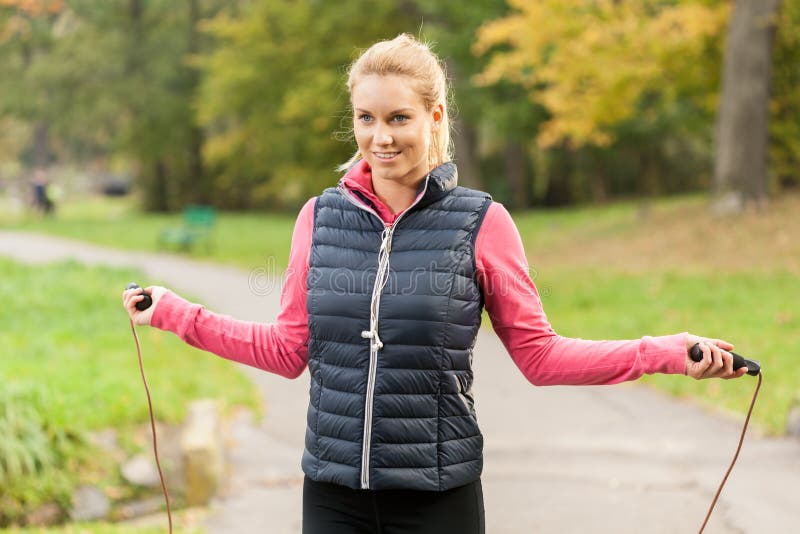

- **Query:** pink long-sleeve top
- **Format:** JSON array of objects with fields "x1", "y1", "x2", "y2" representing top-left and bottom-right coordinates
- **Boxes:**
[{"x1": 151, "y1": 161, "x2": 688, "y2": 384}]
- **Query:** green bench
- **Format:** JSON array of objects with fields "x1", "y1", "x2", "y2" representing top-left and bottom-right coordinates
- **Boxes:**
[{"x1": 158, "y1": 205, "x2": 216, "y2": 253}]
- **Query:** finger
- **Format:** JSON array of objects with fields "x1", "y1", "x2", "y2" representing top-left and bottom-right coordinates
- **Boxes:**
[
  {"x1": 123, "y1": 288, "x2": 141, "y2": 304},
  {"x1": 713, "y1": 339, "x2": 735, "y2": 351},
  {"x1": 721, "y1": 349, "x2": 734, "y2": 375},
  {"x1": 701, "y1": 342, "x2": 713, "y2": 369},
  {"x1": 722, "y1": 366, "x2": 748, "y2": 380},
  {"x1": 709, "y1": 343, "x2": 724, "y2": 374},
  {"x1": 701, "y1": 342, "x2": 721, "y2": 378},
  {"x1": 124, "y1": 293, "x2": 144, "y2": 311}
]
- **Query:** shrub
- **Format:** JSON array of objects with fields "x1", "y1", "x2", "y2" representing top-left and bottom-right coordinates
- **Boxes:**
[{"x1": 0, "y1": 383, "x2": 86, "y2": 527}]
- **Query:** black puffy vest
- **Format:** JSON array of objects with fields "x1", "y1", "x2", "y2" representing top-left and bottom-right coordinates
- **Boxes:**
[{"x1": 302, "y1": 162, "x2": 492, "y2": 491}]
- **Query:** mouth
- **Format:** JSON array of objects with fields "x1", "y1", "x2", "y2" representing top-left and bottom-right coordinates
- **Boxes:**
[{"x1": 372, "y1": 151, "x2": 400, "y2": 162}]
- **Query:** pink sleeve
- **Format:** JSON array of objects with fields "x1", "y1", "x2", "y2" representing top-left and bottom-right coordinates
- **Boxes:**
[
  {"x1": 475, "y1": 202, "x2": 687, "y2": 386},
  {"x1": 149, "y1": 197, "x2": 315, "y2": 379}
]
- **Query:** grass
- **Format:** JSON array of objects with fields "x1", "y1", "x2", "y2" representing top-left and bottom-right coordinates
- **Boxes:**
[
  {"x1": 0, "y1": 258, "x2": 259, "y2": 429},
  {"x1": 2, "y1": 189, "x2": 798, "y2": 435},
  {"x1": 533, "y1": 268, "x2": 798, "y2": 434},
  {"x1": 5, "y1": 515, "x2": 203, "y2": 533},
  {"x1": 0, "y1": 257, "x2": 259, "y2": 527},
  {"x1": 0, "y1": 194, "x2": 295, "y2": 271}
]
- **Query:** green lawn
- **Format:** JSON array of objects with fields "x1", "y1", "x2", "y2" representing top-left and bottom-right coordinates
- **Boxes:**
[
  {"x1": 0, "y1": 257, "x2": 259, "y2": 527},
  {"x1": 0, "y1": 194, "x2": 295, "y2": 271},
  {"x1": 0, "y1": 258, "x2": 259, "y2": 428},
  {"x1": 535, "y1": 268, "x2": 797, "y2": 434}
]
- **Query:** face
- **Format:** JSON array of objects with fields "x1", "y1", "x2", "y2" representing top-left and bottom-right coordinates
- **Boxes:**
[{"x1": 351, "y1": 74, "x2": 443, "y2": 186}]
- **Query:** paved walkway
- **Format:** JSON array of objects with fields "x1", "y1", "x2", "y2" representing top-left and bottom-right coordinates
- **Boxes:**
[{"x1": 2, "y1": 229, "x2": 798, "y2": 533}]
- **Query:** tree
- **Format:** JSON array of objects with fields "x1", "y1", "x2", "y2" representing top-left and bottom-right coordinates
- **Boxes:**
[
  {"x1": 770, "y1": 0, "x2": 800, "y2": 191},
  {"x1": 0, "y1": 0, "x2": 66, "y2": 169},
  {"x1": 713, "y1": 0, "x2": 783, "y2": 213},
  {"x1": 475, "y1": 0, "x2": 728, "y2": 149},
  {"x1": 412, "y1": 0, "x2": 545, "y2": 207},
  {"x1": 195, "y1": 0, "x2": 412, "y2": 209},
  {"x1": 474, "y1": 0, "x2": 731, "y2": 205}
]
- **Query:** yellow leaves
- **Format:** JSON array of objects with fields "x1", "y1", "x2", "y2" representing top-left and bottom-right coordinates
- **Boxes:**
[
  {"x1": 1, "y1": 0, "x2": 67, "y2": 43},
  {"x1": 0, "y1": 0, "x2": 63, "y2": 17},
  {"x1": 203, "y1": 127, "x2": 247, "y2": 166},
  {"x1": 476, "y1": 0, "x2": 729, "y2": 148}
]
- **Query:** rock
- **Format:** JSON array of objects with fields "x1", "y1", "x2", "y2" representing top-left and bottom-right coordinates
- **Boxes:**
[
  {"x1": 121, "y1": 453, "x2": 161, "y2": 487},
  {"x1": 25, "y1": 502, "x2": 62, "y2": 526},
  {"x1": 70, "y1": 485, "x2": 109, "y2": 521},
  {"x1": 134, "y1": 421, "x2": 185, "y2": 494},
  {"x1": 181, "y1": 399, "x2": 225, "y2": 506},
  {"x1": 787, "y1": 399, "x2": 800, "y2": 438},
  {"x1": 87, "y1": 428, "x2": 119, "y2": 453},
  {"x1": 114, "y1": 496, "x2": 166, "y2": 520}
]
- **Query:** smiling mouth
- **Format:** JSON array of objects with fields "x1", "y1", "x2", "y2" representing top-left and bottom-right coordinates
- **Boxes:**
[{"x1": 373, "y1": 151, "x2": 400, "y2": 161}]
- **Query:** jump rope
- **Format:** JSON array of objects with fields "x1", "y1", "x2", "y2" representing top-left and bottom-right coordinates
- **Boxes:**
[{"x1": 125, "y1": 282, "x2": 762, "y2": 534}]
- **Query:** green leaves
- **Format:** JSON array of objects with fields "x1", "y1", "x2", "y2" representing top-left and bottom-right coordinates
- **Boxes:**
[
  {"x1": 195, "y1": 0, "x2": 409, "y2": 208},
  {"x1": 476, "y1": 0, "x2": 729, "y2": 149}
]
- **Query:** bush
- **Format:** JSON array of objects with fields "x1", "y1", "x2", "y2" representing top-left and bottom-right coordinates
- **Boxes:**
[{"x1": 0, "y1": 383, "x2": 86, "y2": 527}]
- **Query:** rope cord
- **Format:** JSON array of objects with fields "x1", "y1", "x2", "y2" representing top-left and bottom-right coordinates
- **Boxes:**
[
  {"x1": 697, "y1": 371, "x2": 762, "y2": 533},
  {"x1": 129, "y1": 318, "x2": 173, "y2": 533}
]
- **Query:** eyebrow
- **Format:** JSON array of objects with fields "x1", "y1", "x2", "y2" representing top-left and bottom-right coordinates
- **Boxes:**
[{"x1": 354, "y1": 108, "x2": 415, "y2": 114}]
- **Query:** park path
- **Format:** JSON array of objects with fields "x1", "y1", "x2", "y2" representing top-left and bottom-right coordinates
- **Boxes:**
[{"x1": 1, "y1": 229, "x2": 798, "y2": 533}]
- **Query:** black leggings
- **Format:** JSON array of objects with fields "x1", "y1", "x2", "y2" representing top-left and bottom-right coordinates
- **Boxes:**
[{"x1": 302, "y1": 477, "x2": 485, "y2": 534}]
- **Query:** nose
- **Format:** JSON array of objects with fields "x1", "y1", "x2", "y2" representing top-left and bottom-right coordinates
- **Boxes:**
[{"x1": 374, "y1": 124, "x2": 393, "y2": 146}]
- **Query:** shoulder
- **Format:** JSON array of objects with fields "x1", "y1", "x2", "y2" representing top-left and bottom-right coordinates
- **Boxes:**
[
  {"x1": 475, "y1": 202, "x2": 519, "y2": 245},
  {"x1": 452, "y1": 185, "x2": 492, "y2": 201}
]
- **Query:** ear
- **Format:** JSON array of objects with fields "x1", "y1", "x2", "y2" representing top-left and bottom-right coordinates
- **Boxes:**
[{"x1": 432, "y1": 103, "x2": 444, "y2": 129}]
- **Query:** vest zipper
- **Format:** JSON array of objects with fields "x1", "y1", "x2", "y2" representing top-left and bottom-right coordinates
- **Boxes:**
[{"x1": 337, "y1": 177, "x2": 430, "y2": 489}]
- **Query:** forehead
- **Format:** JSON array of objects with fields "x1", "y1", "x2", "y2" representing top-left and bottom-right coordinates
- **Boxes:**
[{"x1": 351, "y1": 74, "x2": 425, "y2": 111}]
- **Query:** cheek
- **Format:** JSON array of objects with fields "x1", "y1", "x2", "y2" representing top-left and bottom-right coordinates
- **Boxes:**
[
  {"x1": 412, "y1": 126, "x2": 432, "y2": 151},
  {"x1": 353, "y1": 125, "x2": 370, "y2": 149}
]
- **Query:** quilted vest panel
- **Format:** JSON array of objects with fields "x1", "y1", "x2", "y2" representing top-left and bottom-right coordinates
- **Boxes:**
[{"x1": 302, "y1": 162, "x2": 492, "y2": 491}]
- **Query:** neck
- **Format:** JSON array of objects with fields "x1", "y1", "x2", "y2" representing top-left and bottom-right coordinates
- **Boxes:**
[{"x1": 371, "y1": 171, "x2": 427, "y2": 215}]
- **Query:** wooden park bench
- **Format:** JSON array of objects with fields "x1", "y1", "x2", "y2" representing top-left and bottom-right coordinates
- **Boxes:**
[{"x1": 158, "y1": 205, "x2": 216, "y2": 253}]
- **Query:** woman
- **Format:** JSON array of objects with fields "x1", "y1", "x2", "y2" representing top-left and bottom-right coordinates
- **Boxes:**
[{"x1": 123, "y1": 34, "x2": 745, "y2": 534}]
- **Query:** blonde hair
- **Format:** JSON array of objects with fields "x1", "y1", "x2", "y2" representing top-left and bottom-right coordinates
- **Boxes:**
[{"x1": 338, "y1": 34, "x2": 453, "y2": 172}]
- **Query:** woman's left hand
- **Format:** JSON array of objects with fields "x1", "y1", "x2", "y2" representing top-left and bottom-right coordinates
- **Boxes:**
[{"x1": 685, "y1": 334, "x2": 748, "y2": 380}]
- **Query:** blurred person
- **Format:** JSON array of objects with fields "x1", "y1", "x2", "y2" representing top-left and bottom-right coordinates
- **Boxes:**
[
  {"x1": 31, "y1": 169, "x2": 56, "y2": 215},
  {"x1": 123, "y1": 34, "x2": 745, "y2": 534}
]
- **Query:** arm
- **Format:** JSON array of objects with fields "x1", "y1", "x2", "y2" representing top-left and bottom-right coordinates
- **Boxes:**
[
  {"x1": 148, "y1": 197, "x2": 316, "y2": 379},
  {"x1": 475, "y1": 202, "x2": 688, "y2": 386}
]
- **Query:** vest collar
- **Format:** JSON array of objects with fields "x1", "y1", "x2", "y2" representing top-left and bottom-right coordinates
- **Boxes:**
[{"x1": 338, "y1": 160, "x2": 458, "y2": 222}]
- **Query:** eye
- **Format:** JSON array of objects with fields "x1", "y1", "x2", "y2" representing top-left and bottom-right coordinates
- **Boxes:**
[
  {"x1": 393, "y1": 114, "x2": 409, "y2": 123},
  {"x1": 357, "y1": 113, "x2": 373, "y2": 122}
]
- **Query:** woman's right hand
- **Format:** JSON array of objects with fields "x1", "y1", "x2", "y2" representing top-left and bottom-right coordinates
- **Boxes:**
[{"x1": 122, "y1": 285, "x2": 167, "y2": 326}]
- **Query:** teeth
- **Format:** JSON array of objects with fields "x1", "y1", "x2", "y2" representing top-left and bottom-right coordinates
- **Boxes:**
[{"x1": 375, "y1": 152, "x2": 398, "y2": 159}]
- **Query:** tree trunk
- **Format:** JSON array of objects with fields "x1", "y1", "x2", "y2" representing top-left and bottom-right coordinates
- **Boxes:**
[
  {"x1": 32, "y1": 122, "x2": 51, "y2": 169},
  {"x1": 503, "y1": 141, "x2": 529, "y2": 209},
  {"x1": 187, "y1": 0, "x2": 207, "y2": 204},
  {"x1": 452, "y1": 118, "x2": 483, "y2": 190},
  {"x1": 713, "y1": 0, "x2": 782, "y2": 213},
  {"x1": 145, "y1": 159, "x2": 170, "y2": 212}
]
